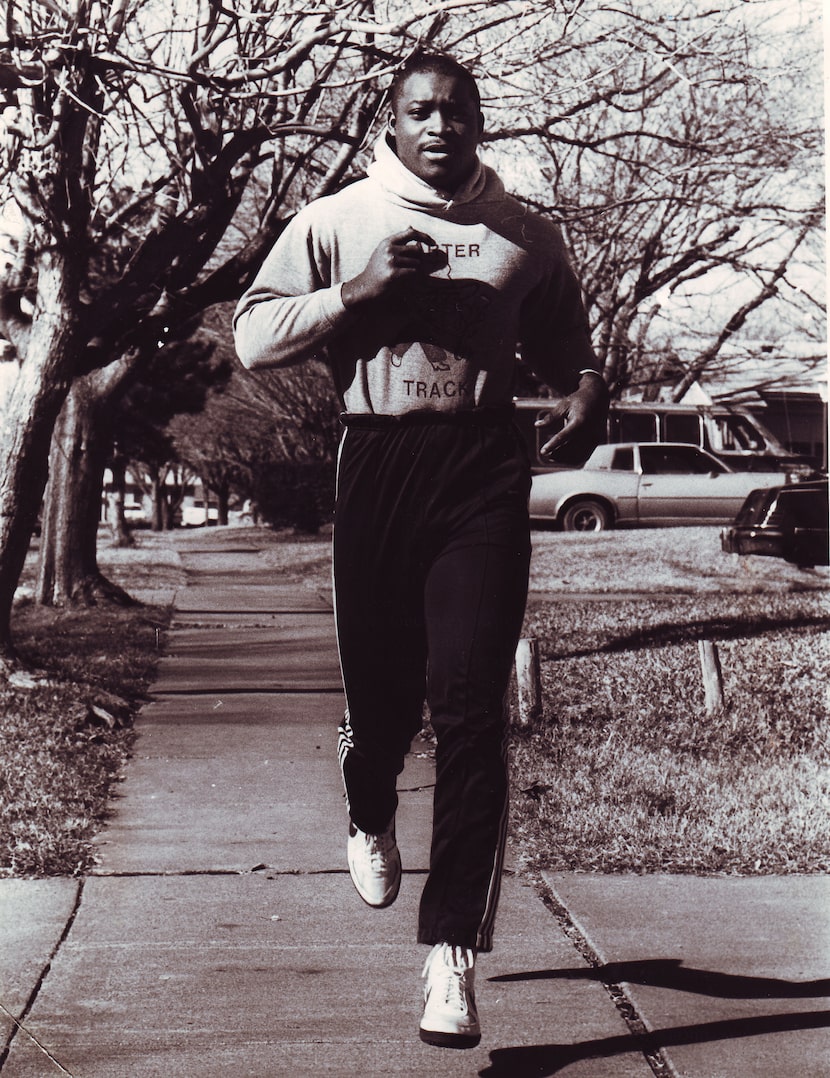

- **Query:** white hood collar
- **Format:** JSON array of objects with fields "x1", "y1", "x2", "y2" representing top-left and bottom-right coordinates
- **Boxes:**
[{"x1": 366, "y1": 134, "x2": 503, "y2": 211}]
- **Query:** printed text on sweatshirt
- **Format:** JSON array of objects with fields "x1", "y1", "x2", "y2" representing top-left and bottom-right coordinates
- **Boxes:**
[{"x1": 233, "y1": 136, "x2": 598, "y2": 416}]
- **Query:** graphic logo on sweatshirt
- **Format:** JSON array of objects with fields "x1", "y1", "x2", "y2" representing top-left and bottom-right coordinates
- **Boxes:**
[{"x1": 390, "y1": 342, "x2": 451, "y2": 371}]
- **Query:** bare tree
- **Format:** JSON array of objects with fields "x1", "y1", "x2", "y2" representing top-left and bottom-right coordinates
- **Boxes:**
[
  {"x1": 168, "y1": 352, "x2": 341, "y2": 531},
  {"x1": 481, "y1": 0, "x2": 824, "y2": 397}
]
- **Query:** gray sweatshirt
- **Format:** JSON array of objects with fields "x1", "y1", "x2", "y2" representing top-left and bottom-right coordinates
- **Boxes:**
[{"x1": 233, "y1": 135, "x2": 598, "y2": 415}]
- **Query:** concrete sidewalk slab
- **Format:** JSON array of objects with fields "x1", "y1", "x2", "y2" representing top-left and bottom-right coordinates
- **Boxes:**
[
  {"x1": 171, "y1": 611, "x2": 332, "y2": 629},
  {"x1": 0, "y1": 880, "x2": 80, "y2": 1046},
  {"x1": 176, "y1": 542, "x2": 262, "y2": 556},
  {"x1": 128, "y1": 587, "x2": 181, "y2": 607},
  {"x1": 153, "y1": 621, "x2": 342, "y2": 694},
  {"x1": 93, "y1": 695, "x2": 435, "y2": 876},
  {"x1": 3, "y1": 874, "x2": 652, "y2": 1078},
  {"x1": 175, "y1": 585, "x2": 331, "y2": 613},
  {"x1": 92, "y1": 692, "x2": 344, "y2": 875},
  {"x1": 544, "y1": 872, "x2": 830, "y2": 1078},
  {"x1": 172, "y1": 548, "x2": 269, "y2": 569},
  {"x1": 184, "y1": 569, "x2": 314, "y2": 586}
]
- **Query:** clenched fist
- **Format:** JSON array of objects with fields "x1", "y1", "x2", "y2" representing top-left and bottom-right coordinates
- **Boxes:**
[{"x1": 342, "y1": 227, "x2": 448, "y2": 308}]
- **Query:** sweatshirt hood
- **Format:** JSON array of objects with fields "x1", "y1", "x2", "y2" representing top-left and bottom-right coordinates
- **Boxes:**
[{"x1": 366, "y1": 134, "x2": 504, "y2": 212}]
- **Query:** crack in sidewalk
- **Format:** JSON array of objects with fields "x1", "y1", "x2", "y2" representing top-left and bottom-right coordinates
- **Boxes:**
[
  {"x1": 0, "y1": 880, "x2": 84, "y2": 1076},
  {"x1": 536, "y1": 878, "x2": 676, "y2": 1078},
  {"x1": 149, "y1": 687, "x2": 344, "y2": 696},
  {"x1": 88, "y1": 867, "x2": 428, "y2": 878}
]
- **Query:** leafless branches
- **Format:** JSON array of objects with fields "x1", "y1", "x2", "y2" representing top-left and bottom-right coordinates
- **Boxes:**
[
  {"x1": 0, "y1": 0, "x2": 819, "y2": 388},
  {"x1": 481, "y1": 0, "x2": 824, "y2": 394}
]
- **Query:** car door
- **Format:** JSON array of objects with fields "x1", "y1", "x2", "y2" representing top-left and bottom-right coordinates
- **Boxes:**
[{"x1": 635, "y1": 445, "x2": 776, "y2": 525}]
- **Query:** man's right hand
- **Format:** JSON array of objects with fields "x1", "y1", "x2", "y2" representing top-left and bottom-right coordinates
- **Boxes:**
[{"x1": 342, "y1": 227, "x2": 447, "y2": 308}]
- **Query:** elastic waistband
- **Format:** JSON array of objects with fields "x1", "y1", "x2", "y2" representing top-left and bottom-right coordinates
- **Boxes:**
[{"x1": 340, "y1": 406, "x2": 515, "y2": 430}]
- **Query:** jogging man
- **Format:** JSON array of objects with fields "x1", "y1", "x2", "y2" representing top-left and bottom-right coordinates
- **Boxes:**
[{"x1": 234, "y1": 52, "x2": 607, "y2": 1049}]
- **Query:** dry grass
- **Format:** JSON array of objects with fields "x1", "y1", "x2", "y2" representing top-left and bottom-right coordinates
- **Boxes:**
[
  {"x1": 528, "y1": 525, "x2": 829, "y2": 595},
  {"x1": 510, "y1": 590, "x2": 830, "y2": 875},
  {"x1": 1, "y1": 531, "x2": 181, "y2": 877}
]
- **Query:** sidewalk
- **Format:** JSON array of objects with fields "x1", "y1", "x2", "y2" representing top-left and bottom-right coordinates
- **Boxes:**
[{"x1": 1, "y1": 529, "x2": 827, "y2": 1076}]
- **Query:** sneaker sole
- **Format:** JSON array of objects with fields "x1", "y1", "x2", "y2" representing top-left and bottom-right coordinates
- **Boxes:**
[{"x1": 419, "y1": 1027, "x2": 481, "y2": 1050}]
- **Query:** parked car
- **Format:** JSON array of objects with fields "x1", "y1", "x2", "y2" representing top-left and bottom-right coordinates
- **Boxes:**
[
  {"x1": 124, "y1": 503, "x2": 147, "y2": 522},
  {"x1": 180, "y1": 500, "x2": 219, "y2": 526},
  {"x1": 528, "y1": 442, "x2": 797, "y2": 531},
  {"x1": 721, "y1": 479, "x2": 829, "y2": 567}
]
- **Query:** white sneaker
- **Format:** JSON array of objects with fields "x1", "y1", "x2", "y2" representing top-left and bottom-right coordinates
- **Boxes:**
[
  {"x1": 419, "y1": 942, "x2": 481, "y2": 1049},
  {"x1": 347, "y1": 819, "x2": 401, "y2": 908}
]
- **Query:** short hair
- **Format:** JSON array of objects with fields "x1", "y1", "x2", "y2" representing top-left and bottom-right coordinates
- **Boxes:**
[{"x1": 389, "y1": 52, "x2": 481, "y2": 113}]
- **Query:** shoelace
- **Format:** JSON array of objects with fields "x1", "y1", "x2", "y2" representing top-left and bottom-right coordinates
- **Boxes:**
[
  {"x1": 426, "y1": 944, "x2": 474, "y2": 1011},
  {"x1": 366, "y1": 829, "x2": 394, "y2": 868}
]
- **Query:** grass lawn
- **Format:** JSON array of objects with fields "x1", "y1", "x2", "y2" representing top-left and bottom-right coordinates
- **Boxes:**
[
  {"x1": 514, "y1": 528, "x2": 829, "y2": 877},
  {"x1": 510, "y1": 591, "x2": 829, "y2": 876},
  {"x1": 0, "y1": 533, "x2": 183, "y2": 876},
  {"x1": 1, "y1": 523, "x2": 828, "y2": 877}
]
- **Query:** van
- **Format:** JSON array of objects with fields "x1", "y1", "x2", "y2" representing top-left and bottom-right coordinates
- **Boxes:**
[{"x1": 514, "y1": 398, "x2": 818, "y2": 474}]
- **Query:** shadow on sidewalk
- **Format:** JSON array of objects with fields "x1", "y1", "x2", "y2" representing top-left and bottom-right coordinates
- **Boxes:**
[
  {"x1": 479, "y1": 1010, "x2": 830, "y2": 1077},
  {"x1": 489, "y1": 957, "x2": 830, "y2": 999}
]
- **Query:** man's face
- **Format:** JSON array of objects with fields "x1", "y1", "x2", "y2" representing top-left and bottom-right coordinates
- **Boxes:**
[{"x1": 388, "y1": 71, "x2": 483, "y2": 194}]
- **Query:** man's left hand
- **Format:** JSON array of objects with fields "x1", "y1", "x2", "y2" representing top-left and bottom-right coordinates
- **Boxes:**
[{"x1": 535, "y1": 371, "x2": 609, "y2": 462}]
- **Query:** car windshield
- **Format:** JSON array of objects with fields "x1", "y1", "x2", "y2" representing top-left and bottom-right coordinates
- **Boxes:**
[
  {"x1": 736, "y1": 487, "x2": 775, "y2": 526},
  {"x1": 712, "y1": 415, "x2": 767, "y2": 452}
]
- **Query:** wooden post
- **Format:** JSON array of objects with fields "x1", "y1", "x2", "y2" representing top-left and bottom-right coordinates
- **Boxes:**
[
  {"x1": 698, "y1": 639, "x2": 725, "y2": 714},
  {"x1": 515, "y1": 637, "x2": 542, "y2": 727}
]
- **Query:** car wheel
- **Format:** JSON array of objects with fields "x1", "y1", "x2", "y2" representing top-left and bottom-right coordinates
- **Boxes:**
[{"x1": 561, "y1": 498, "x2": 612, "y2": 532}]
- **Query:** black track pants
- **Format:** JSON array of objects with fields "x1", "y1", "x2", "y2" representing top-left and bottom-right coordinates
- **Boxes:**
[{"x1": 333, "y1": 412, "x2": 531, "y2": 951}]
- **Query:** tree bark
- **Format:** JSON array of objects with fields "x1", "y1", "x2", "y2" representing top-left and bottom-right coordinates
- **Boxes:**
[
  {"x1": 0, "y1": 253, "x2": 82, "y2": 660},
  {"x1": 36, "y1": 362, "x2": 139, "y2": 607},
  {"x1": 151, "y1": 478, "x2": 163, "y2": 532},
  {"x1": 107, "y1": 452, "x2": 134, "y2": 548},
  {"x1": 215, "y1": 482, "x2": 230, "y2": 526}
]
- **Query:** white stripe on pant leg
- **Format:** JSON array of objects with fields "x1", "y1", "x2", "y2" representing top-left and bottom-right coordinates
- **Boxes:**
[
  {"x1": 475, "y1": 695, "x2": 511, "y2": 952},
  {"x1": 332, "y1": 426, "x2": 354, "y2": 815}
]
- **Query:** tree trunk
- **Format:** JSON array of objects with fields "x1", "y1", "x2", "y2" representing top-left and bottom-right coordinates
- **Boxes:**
[
  {"x1": 36, "y1": 367, "x2": 138, "y2": 607},
  {"x1": 216, "y1": 483, "x2": 230, "y2": 526},
  {"x1": 151, "y1": 474, "x2": 165, "y2": 532},
  {"x1": 165, "y1": 471, "x2": 187, "y2": 529},
  {"x1": 37, "y1": 389, "x2": 92, "y2": 606},
  {"x1": 0, "y1": 254, "x2": 82, "y2": 660},
  {"x1": 108, "y1": 452, "x2": 134, "y2": 548}
]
